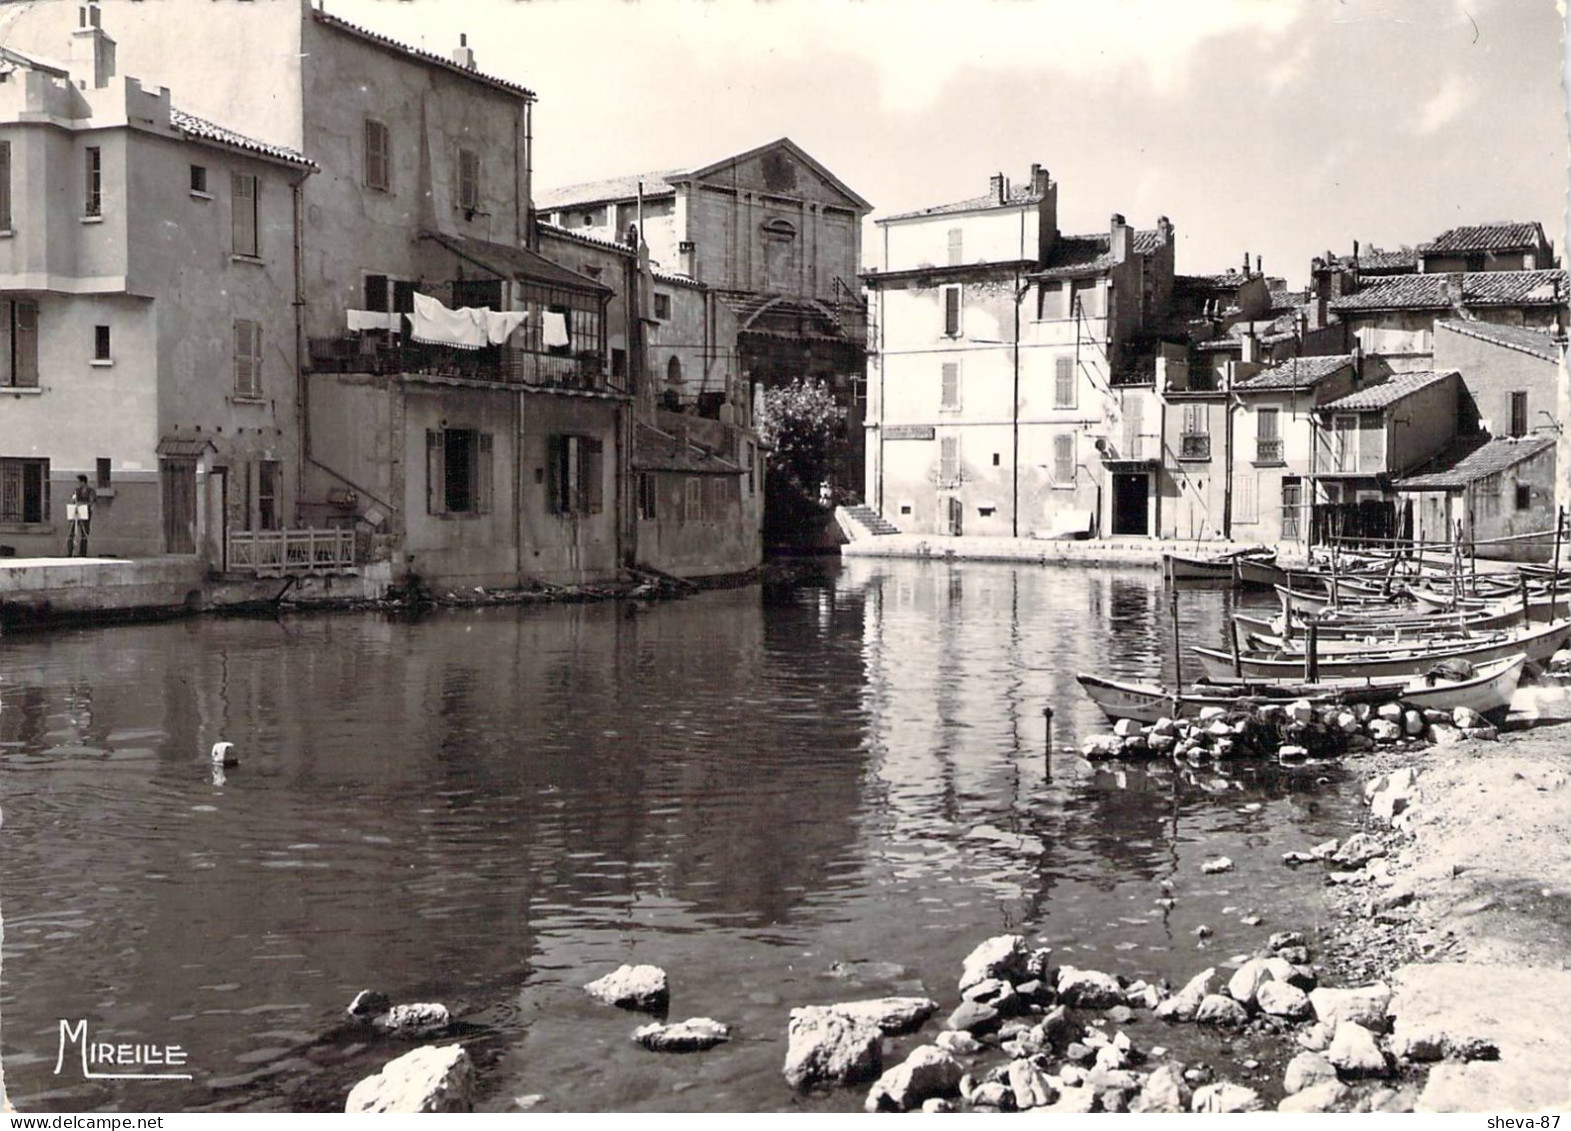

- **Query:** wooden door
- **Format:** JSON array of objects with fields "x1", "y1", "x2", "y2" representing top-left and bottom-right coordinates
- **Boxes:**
[{"x1": 161, "y1": 458, "x2": 197, "y2": 554}]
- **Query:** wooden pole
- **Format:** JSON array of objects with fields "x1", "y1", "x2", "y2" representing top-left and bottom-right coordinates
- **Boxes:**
[
  {"x1": 1042, "y1": 707, "x2": 1053, "y2": 780},
  {"x1": 1229, "y1": 619, "x2": 1244, "y2": 680},
  {"x1": 1521, "y1": 573, "x2": 1532, "y2": 628},
  {"x1": 1306, "y1": 621, "x2": 1320, "y2": 684},
  {"x1": 1552, "y1": 506, "x2": 1564, "y2": 621},
  {"x1": 1170, "y1": 586, "x2": 1183, "y2": 691}
]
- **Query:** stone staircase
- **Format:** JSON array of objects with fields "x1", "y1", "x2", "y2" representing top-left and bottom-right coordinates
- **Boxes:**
[{"x1": 840, "y1": 504, "x2": 901, "y2": 536}]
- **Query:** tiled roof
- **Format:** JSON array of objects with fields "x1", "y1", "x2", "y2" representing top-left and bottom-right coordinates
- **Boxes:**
[
  {"x1": 1328, "y1": 269, "x2": 1566, "y2": 312},
  {"x1": 1032, "y1": 230, "x2": 1166, "y2": 279},
  {"x1": 1132, "y1": 228, "x2": 1167, "y2": 255},
  {"x1": 1434, "y1": 319, "x2": 1563, "y2": 363},
  {"x1": 169, "y1": 107, "x2": 315, "y2": 169},
  {"x1": 633, "y1": 421, "x2": 742, "y2": 474},
  {"x1": 1426, "y1": 222, "x2": 1547, "y2": 254},
  {"x1": 312, "y1": 10, "x2": 535, "y2": 101},
  {"x1": 1269, "y1": 289, "x2": 1307, "y2": 314},
  {"x1": 1177, "y1": 272, "x2": 1252, "y2": 290},
  {"x1": 537, "y1": 222, "x2": 635, "y2": 257},
  {"x1": 881, "y1": 183, "x2": 1047, "y2": 222},
  {"x1": 419, "y1": 231, "x2": 611, "y2": 293},
  {"x1": 1336, "y1": 247, "x2": 1420, "y2": 274},
  {"x1": 1235, "y1": 354, "x2": 1355, "y2": 391},
  {"x1": 1319, "y1": 369, "x2": 1455, "y2": 412},
  {"x1": 536, "y1": 169, "x2": 685, "y2": 210},
  {"x1": 1398, "y1": 435, "x2": 1556, "y2": 489}
]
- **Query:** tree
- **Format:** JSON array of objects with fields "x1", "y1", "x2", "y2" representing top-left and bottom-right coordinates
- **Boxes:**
[{"x1": 755, "y1": 377, "x2": 846, "y2": 494}]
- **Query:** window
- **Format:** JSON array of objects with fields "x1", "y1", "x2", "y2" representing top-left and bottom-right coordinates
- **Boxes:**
[
  {"x1": 941, "y1": 285, "x2": 962, "y2": 337},
  {"x1": 364, "y1": 118, "x2": 390, "y2": 191},
  {"x1": 0, "y1": 141, "x2": 11, "y2": 229},
  {"x1": 1037, "y1": 281, "x2": 1065, "y2": 320},
  {"x1": 940, "y1": 361, "x2": 960, "y2": 410},
  {"x1": 93, "y1": 324, "x2": 111, "y2": 362},
  {"x1": 653, "y1": 293, "x2": 671, "y2": 321},
  {"x1": 4, "y1": 300, "x2": 38, "y2": 387},
  {"x1": 746, "y1": 441, "x2": 756, "y2": 495},
  {"x1": 637, "y1": 473, "x2": 658, "y2": 520},
  {"x1": 0, "y1": 457, "x2": 48, "y2": 523},
  {"x1": 1053, "y1": 433, "x2": 1075, "y2": 485},
  {"x1": 947, "y1": 227, "x2": 963, "y2": 266},
  {"x1": 666, "y1": 355, "x2": 682, "y2": 385},
  {"x1": 1071, "y1": 278, "x2": 1098, "y2": 317},
  {"x1": 611, "y1": 348, "x2": 626, "y2": 380},
  {"x1": 1181, "y1": 403, "x2": 1210, "y2": 460},
  {"x1": 1282, "y1": 478, "x2": 1302, "y2": 540},
  {"x1": 426, "y1": 428, "x2": 493, "y2": 516},
  {"x1": 1054, "y1": 356, "x2": 1075, "y2": 408},
  {"x1": 939, "y1": 435, "x2": 959, "y2": 486},
  {"x1": 683, "y1": 477, "x2": 702, "y2": 523},
  {"x1": 234, "y1": 318, "x2": 262, "y2": 397},
  {"x1": 546, "y1": 435, "x2": 603, "y2": 516},
  {"x1": 84, "y1": 146, "x2": 101, "y2": 217},
  {"x1": 258, "y1": 460, "x2": 280, "y2": 530},
  {"x1": 96, "y1": 457, "x2": 111, "y2": 490},
  {"x1": 364, "y1": 273, "x2": 390, "y2": 312},
  {"x1": 457, "y1": 148, "x2": 479, "y2": 213},
  {"x1": 1235, "y1": 472, "x2": 1259, "y2": 523},
  {"x1": 231, "y1": 172, "x2": 258, "y2": 257},
  {"x1": 1510, "y1": 391, "x2": 1528, "y2": 438},
  {"x1": 1333, "y1": 413, "x2": 1358, "y2": 472},
  {"x1": 190, "y1": 164, "x2": 208, "y2": 194},
  {"x1": 1257, "y1": 407, "x2": 1282, "y2": 463},
  {"x1": 1516, "y1": 483, "x2": 1533, "y2": 511}
]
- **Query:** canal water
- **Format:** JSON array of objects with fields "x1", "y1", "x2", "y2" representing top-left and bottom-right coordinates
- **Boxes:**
[{"x1": 0, "y1": 559, "x2": 1363, "y2": 1112}]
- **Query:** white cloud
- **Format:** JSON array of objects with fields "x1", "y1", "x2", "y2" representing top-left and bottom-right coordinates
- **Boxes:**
[{"x1": 1415, "y1": 73, "x2": 1475, "y2": 134}]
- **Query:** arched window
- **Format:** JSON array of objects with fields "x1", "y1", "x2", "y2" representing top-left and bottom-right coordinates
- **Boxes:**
[{"x1": 666, "y1": 356, "x2": 683, "y2": 385}]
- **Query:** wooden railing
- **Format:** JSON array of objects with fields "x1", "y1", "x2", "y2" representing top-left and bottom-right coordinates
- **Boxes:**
[{"x1": 227, "y1": 528, "x2": 356, "y2": 574}]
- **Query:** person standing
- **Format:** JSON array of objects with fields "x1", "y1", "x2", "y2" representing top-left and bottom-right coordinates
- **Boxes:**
[{"x1": 66, "y1": 474, "x2": 96, "y2": 557}]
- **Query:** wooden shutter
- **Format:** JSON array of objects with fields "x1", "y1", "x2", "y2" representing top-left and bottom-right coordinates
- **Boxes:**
[
  {"x1": 1236, "y1": 472, "x2": 1259, "y2": 523},
  {"x1": 426, "y1": 430, "x2": 444, "y2": 514},
  {"x1": 14, "y1": 301, "x2": 38, "y2": 387},
  {"x1": 940, "y1": 362, "x2": 959, "y2": 409},
  {"x1": 939, "y1": 435, "x2": 958, "y2": 484},
  {"x1": 0, "y1": 142, "x2": 11, "y2": 231},
  {"x1": 234, "y1": 319, "x2": 253, "y2": 395},
  {"x1": 365, "y1": 120, "x2": 389, "y2": 190},
  {"x1": 477, "y1": 433, "x2": 494, "y2": 514},
  {"x1": 943, "y1": 287, "x2": 960, "y2": 336},
  {"x1": 232, "y1": 173, "x2": 257, "y2": 256},
  {"x1": 84, "y1": 147, "x2": 100, "y2": 216},
  {"x1": 1054, "y1": 356, "x2": 1074, "y2": 407},
  {"x1": 947, "y1": 228, "x2": 963, "y2": 266},
  {"x1": 546, "y1": 435, "x2": 564, "y2": 513},
  {"x1": 1053, "y1": 434, "x2": 1074, "y2": 482},
  {"x1": 458, "y1": 149, "x2": 479, "y2": 211},
  {"x1": 580, "y1": 437, "x2": 603, "y2": 514}
]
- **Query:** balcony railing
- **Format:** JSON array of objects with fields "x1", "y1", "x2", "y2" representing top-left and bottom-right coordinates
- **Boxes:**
[
  {"x1": 307, "y1": 336, "x2": 613, "y2": 392},
  {"x1": 227, "y1": 528, "x2": 356, "y2": 574},
  {"x1": 1256, "y1": 437, "x2": 1284, "y2": 463},
  {"x1": 1179, "y1": 433, "x2": 1211, "y2": 460}
]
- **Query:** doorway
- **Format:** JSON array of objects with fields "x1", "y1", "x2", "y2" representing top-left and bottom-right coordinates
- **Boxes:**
[
  {"x1": 160, "y1": 458, "x2": 197, "y2": 554},
  {"x1": 1111, "y1": 473, "x2": 1149, "y2": 536}
]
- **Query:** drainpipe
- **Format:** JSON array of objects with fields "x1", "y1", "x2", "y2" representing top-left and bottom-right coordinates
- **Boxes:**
[
  {"x1": 1012, "y1": 271, "x2": 1023, "y2": 537},
  {"x1": 291, "y1": 170, "x2": 309, "y2": 517},
  {"x1": 1223, "y1": 365, "x2": 1234, "y2": 539}
]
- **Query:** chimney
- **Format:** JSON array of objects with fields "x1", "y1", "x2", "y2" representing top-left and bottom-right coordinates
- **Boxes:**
[
  {"x1": 989, "y1": 172, "x2": 1007, "y2": 204},
  {"x1": 70, "y1": 4, "x2": 116, "y2": 90},
  {"x1": 1255, "y1": 254, "x2": 1262, "y2": 276},
  {"x1": 1157, "y1": 215, "x2": 1173, "y2": 243},
  {"x1": 1241, "y1": 327, "x2": 1259, "y2": 365},
  {"x1": 1029, "y1": 163, "x2": 1050, "y2": 195},
  {"x1": 1110, "y1": 213, "x2": 1132, "y2": 262},
  {"x1": 1243, "y1": 250, "x2": 1250, "y2": 278},
  {"x1": 452, "y1": 32, "x2": 475, "y2": 70}
]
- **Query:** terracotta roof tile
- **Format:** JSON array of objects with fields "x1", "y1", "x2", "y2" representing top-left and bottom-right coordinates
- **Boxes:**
[
  {"x1": 1320, "y1": 369, "x2": 1455, "y2": 412},
  {"x1": 313, "y1": 10, "x2": 535, "y2": 101},
  {"x1": 169, "y1": 107, "x2": 315, "y2": 169},
  {"x1": 1328, "y1": 269, "x2": 1566, "y2": 312},
  {"x1": 1235, "y1": 354, "x2": 1355, "y2": 391},
  {"x1": 1427, "y1": 222, "x2": 1548, "y2": 254},
  {"x1": 633, "y1": 421, "x2": 742, "y2": 474},
  {"x1": 536, "y1": 169, "x2": 686, "y2": 210},
  {"x1": 881, "y1": 183, "x2": 1047, "y2": 222},
  {"x1": 1434, "y1": 319, "x2": 1563, "y2": 363},
  {"x1": 1398, "y1": 435, "x2": 1556, "y2": 489}
]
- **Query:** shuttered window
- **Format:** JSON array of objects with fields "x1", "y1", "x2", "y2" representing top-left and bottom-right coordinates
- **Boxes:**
[
  {"x1": 426, "y1": 429, "x2": 491, "y2": 515},
  {"x1": 231, "y1": 173, "x2": 258, "y2": 257},
  {"x1": 457, "y1": 148, "x2": 480, "y2": 212},
  {"x1": 547, "y1": 435, "x2": 603, "y2": 516},
  {"x1": 942, "y1": 285, "x2": 961, "y2": 337},
  {"x1": 364, "y1": 119, "x2": 390, "y2": 191},
  {"x1": 1054, "y1": 356, "x2": 1075, "y2": 408},
  {"x1": 0, "y1": 141, "x2": 11, "y2": 230},
  {"x1": 947, "y1": 227, "x2": 963, "y2": 266},
  {"x1": 84, "y1": 146, "x2": 101, "y2": 217},
  {"x1": 939, "y1": 435, "x2": 959, "y2": 485},
  {"x1": 1235, "y1": 473, "x2": 1259, "y2": 524},
  {"x1": 1053, "y1": 433, "x2": 1074, "y2": 484},
  {"x1": 234, "y1": 318, "x2": 262, "y2": 397},
  {"x1": 1510, "y1": 391, "x2": 1528, "y2": 438},
  {"x1": 940, "y1": 361, "x2": 959, "y2": 410}
]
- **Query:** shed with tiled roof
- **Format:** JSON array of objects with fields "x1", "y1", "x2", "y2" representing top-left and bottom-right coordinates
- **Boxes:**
[
  {"x1": 1236, "y1": 354, "x2": 1356, "y2": 392},
  {"x1": 1398, "y1": 435, "x2": 1556, "y2": 490},
  {"x1": 1319, "y1": 369, "x2": 1456, "y2": 412}
]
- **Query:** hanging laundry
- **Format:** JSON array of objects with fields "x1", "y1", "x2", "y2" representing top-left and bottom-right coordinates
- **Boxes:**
[
  {"x1": 542, "y1": 310, "x2": 570, "y2": 349},
  {"x1": 411, "y1": 292, "x2": 486, "y2": 350},
  {"x1": 346, "y1": 309, "x2": 398, "y2": 332},
  {"x1": 483, "y1": 309, "x2": 529, "y2": 346}
]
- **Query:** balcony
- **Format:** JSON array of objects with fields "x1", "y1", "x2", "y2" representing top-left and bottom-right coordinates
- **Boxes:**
[
  {"x1": 1256, "y1": 437, "x2": 1284, "y2": 464},
  {"x1": 1179, "y1": 433, "x2": 1211, "y2": 460},
  {"x1": 307, "y1": 336, "x2": 612, "y2": 393}
]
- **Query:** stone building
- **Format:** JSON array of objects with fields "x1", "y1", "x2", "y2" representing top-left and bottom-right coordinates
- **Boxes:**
[{"x1": 0, "y1": 18, "x2": 313, "y2": 561}]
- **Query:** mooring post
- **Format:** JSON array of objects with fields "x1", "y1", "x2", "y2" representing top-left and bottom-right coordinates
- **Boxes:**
[
  {"x1": 1042, "y1": 706, "x2": 1054, "y2": 779},
  {"x1": 1521, "y1": 573, "x2": 1532, "y2": 628}
]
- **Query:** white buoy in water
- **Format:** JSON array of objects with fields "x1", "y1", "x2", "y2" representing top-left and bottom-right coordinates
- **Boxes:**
[{"x1": 211, "y1": 741, "x2": 238, "y2": 767}]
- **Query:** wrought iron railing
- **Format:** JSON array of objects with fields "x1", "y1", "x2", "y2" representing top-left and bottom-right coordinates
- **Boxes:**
[
  {"x1": 1256, "y1": 437, "x2": 1284, "y2": 463},
  {"x1": 227, "y1": 528, "x2": 356, "y2": 574},
  {"x1": 307, "y1": 337, "x2": 613, "y2": 392},
  {"x1": 1179, "y1": 433, "x2": 1211, "y2": 460}
]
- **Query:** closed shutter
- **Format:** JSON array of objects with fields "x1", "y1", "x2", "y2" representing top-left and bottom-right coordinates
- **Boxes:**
[
  {"x1": 1053, "y1": 434, "x2": 1074, "y2": 482},
  {"x1": 947, "y1": 227, "x2": 963, "y2": 266},
  {"x1": 1054, "y1": 356, "x2": 1075, "y2": 408},
  {"x1": 477, "y1": 433, "x2": 494, "y2": 514},
  {"x1": 943, "y1": 286, "x2": 960, "y2": 336},
  {"x1": 546, "y1": 435, "x2": 564, "y2": 513},
  {"x1": 458, "y1": 149, "x2": 480, "y2": 211},
  {"x1": 365, "y1": 120, "x2": 389, "y2": 190},
  {"x1": 1236, "y1": 472, "x2": 1259, "y2": 524},
  {"x1": 580, "y1": 437, "x2": 603, "y2": 514},
  {"x1": 0, "y1": 141, "x2": 11, "y2": 231},
  {"x1": 231, "y1": 173, "x2": 257, "y2": 256},
  {"x1": 426, "y1": 430, "x2": 445, "y2": 514},
  {"x1": 939, "y1": 435, "x2": 958, "y2": 484},
  {"x1": 234, "y1": 320, "x2": 255, "y2": 395},
  {"x1": 940, "y1": 362, "x2": 959, "y2": 409},
  {"x1": 14, "y1": 301, "x2": 38, "y2": 387}
]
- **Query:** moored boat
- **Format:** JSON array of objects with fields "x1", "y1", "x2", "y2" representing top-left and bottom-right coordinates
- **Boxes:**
[{"x1": 1163, "y1": 546, "x2": 1275, "y2": 584}]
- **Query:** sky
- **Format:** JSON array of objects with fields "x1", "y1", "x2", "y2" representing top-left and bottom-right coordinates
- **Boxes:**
[{"x1": 330, "y1": 0, "x2": 1569, "y2": 289}]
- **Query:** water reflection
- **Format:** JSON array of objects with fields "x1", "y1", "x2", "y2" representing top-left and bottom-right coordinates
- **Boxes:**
[{"x1": 2, "y1": 562, "x2": 1357, "y2": 1113}]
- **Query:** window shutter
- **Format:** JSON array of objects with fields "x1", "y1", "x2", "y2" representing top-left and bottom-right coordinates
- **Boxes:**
[
  {"x1": 581, "y1": 437, "x2": 603, "y2": 514},
  {"x1": 546, "y1": 435, "x2": 564, "y2": 513},
  {"x1": 426, "y1": 430, "x2": 445, "y2": 514},
  {"x1": 940, "y1": 362, "x2": 959, "y2": 409},
  {"x1": 1054, "y1": 356, "x2": 1074, "y2": 407},
  {"x1": 234, "y1": 319, "x2": 252, "y2": 394},
  {"x1": 947, "y1": 227, "x2": 963, "y2": 266},
  {"x1": 1054, "y1": 434, "x2": 1074, "y2": 482},
  {"x1": 250, "y1": 322, "x2": 263, "y2": 396},
  {"x1": 232, "y1": 173, "x2": 257, "y2": 256},
  {"x1": 477, "y1": 432, "x2": 494, "y2": 514},
  {"x1": 0, "y1": 142, "x2": 10, "y2": 231},
  {"x1": 939, "y1": 435, "x2": 958, "y2": 484},
  {"x1": 943, "y1": 287, "x2": 960, "y2": 336},
  {"x1": 1236, "y1": 473, "x2": 1259, "y2": 523},
  {"x1": 14, "y1": 301, "x2": 38, "y2": 386},
  {"x1": 365, "y1": 120, "x2": 388, "y2": 190}
]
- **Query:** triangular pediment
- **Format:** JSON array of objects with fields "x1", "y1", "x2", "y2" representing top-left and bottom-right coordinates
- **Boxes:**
[{"x1": 678, "y1": 138, "x2": 870, "y2": 213}]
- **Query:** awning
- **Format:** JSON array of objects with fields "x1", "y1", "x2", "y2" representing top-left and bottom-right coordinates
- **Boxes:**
[
  {"x1": 1101, "y1": 458, "x2": 1160, "y2": 472},
  {"x1": 419, "y1": 231, "x2": 611, "y2": 295},
  {"x1": 156, "y1": 436, "x2": 216, "y2": 458}
]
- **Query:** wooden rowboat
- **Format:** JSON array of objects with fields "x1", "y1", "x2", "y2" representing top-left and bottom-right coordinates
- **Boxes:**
[{"x1": 1164, "y1": 546, "x2": 1275, "y2": 584}]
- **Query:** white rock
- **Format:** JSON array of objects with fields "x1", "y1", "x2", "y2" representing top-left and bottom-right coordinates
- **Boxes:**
[
  {"x1": 584, "y1": 964, "x2": 669, "y2": 1012},
  {"x1": 828, "y1": 996, "x2": 939, "y2": 1034},
  {"x1": 1377, "y1": 702, "x2": 1404, "y2": 722},
  {"x1": 1279, "y1": 1080, "x2": 1351, "y2": 1113},
  {"x1": 1256, "y1": 980, "x2": 1312, "y2": 1020},
  {"x1": 345, "y1": 1044, "x2": 474, "y2": 1113},
  {"x1": 1198, "y1": 706, "x2": 1228, "y2": 723},
  {"x1": 373, "y1": 1002, "x2": 450, "y2": 1035},
  {"x1": 1288, "y1": 699, "x2": 1315, "y2": 724},
  {"x1": 1310, "y1": 983, "x2": 1392, "y2": 1032},
  {"x1": 1006, "y1": 1058, "x2": 1056, "y2": 1110},
  {"x1": 1082, "y1": 734, "x2": 1122, "y2": 759},
  {"x1": 1113, "y1": 718, "x2": 1142, "y2": 738},
  {"x1": 958, "y1": 934, "x2": 1028, "y2": 991},
  {"x1": 1201, "y1": 856, "x2": 1233, "y2": 874},
  {"x1": 784, "y1": 1006, "x2": 883, "y2": 1088},
  {"x1": 1154, "y1": 968, "x2": 1214, "y2": 1022},
  {"x1": 633, "y1": 1017, "x2": 729, "y2": 1052},
  {"x1": 1192, "y1": 1081, "x2": 1263, "y2": 1113},
  {"x1": 1335, "y1": 710, "x2": 1361, "y2": 734},
  {"x1": 1367, "y1": 718, "x2": 1402, "y2": 742},
  {"x1": 1195, "y1": 994, "x2": 1249, "y2": 1027},
  {"x1": 347, "y1": 989, "x2": 391, "y2": 1018},
  {"x1": 1332, "y1": 833, "x2": 1386, "y2": 868},
  {"x1": 934, "y1": 1029, "x2": 982, "y2": 1056},
  {"x1": 1130, "y1": 1062, "x2": 1191, "y2": 1113},
  {"x1": 1056, "y1": 966, "x2": 1124, "y2": 1009},
  {"x1": 864, "y1": 1046, "x2": 963, "y2": 1112},
  {"x1": 1151, "y1": 716, "x2": 1177, "y2": 736},
  {"x1": 1283, "y1": 1051, "x2": 1338, "y2": 1094},
  {"x1": 1453, "y1": 706, "x2": 1483, "y2": 729},
  {"x1": 1327, "y1": 1021, "x2": 1388, "y2": 1076},
  {"x1": 1226, "y1": 956, "x2": 1294, "y2": 1007},
  {"x1": 1278, "y1": 744, "x2": 1309, "y2": 760},
  {"x1": 1403, "y1": 709, "x2": 1425, "y2": 737}
]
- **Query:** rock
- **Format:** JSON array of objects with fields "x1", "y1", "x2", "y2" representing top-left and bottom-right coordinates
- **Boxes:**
[
  {"x1": 1278, "y1": 1080, "x2": 1351, "y2": 1113},
  {"x1": 1377, "y1": 702, "x2": 1404, "y2": 722},
  {"x1": 934, "y1": 1029, "x2": 982, "y2": 1056},
  {"x1": 1268, "y1": 929, "x2": 1306, "y2": 951},
  {"x1": 373, "y1": 1003, "x2": 451, "y2": 1036},
  {"x1": 944, "y1": 999, "x2": 1000, "y2": 1035},
  {"x1": 1355, "y1": 1086, "x2": 1418, "y2": 1113},
  {"x1": 1370, "y1": 768, "x2": 1417, "y2": 824},
  {"x1": 347, "y1": 989, "x2": 391, "y2": 1019},
  {"x1": 1086, "y1": 1066, "x2": 1143, "y2": 1108},
  {"x1": 784, "y1": 1006, "x2": 883, "y2": 1088},
  {"x1": 1045, "y1": 1084, "x2": 1098, "y2": 1113},
  {"x1": 345, "y1": 1044, "x2": 474, "y2": 1113},
  {"x1": 1113, "y1": 718, "x2": 1142, "y2": 738},
  {"x1": 1193, "y1": 924, "x2": 1213, "y2": 938},
  {"x1": 1154, "y1": 967, "x2": 1214, "y2": 1022},
  {"x1": 864, "y1": 1046, "x2": 963, "y2": 1112},
  {"x1": 211, "y1": 741, "x2": 239, "y2": 767},
  {"x1": 1429, "y1": 722, "x2": 1464, "y2": 745},
  {"x1": 1191, "y1": 1081, "x2": 1263, "y2": 1113},
  {"x1": 1025, "y1": 946, "x2": 1054, "y2": 981},
  {"x1": 1055, "y1": 966, "x2": 1124, "y2": 1009},
  {"x1": 968, "y1": 1081, "x2": 1015, "y2": 1110},
  {"x1": 1552, "y1": 647, "x2": 1571, "y2": 671},
  {"x1": 1195, "y1": 994, "x2": 1249, "y2": 1027},
  {"x1": 1280, "y1": 948, "x2": 1313, "y2": 969},
  {"x1": 1278, "y1": 744, "x2": 1309, "y2": 761},
  {"x1": 1082, "y1": 734, "x2": 1122, "y2": 759},
  {"x1": 1036, "y1": 1004, "x2": 1082, "y2": 1052},
  {"x1": 1403, "y1": 709, "x2": 1425, "y2": 737},
  {"x1": 1288, "y1": 699, "x2": 1315, "y2": 724},
  {"x1": 1126, "y1": 983, "x2": 1162, "y2": 1010},
  {"x1": 1151, "y1": 716, "x2": 1177, "y2": 736},
  {"x1": 921, "y1": 1097, "x2": 956, "y2": 1113},
  {"x1": 633, "y1": 1017, "x2": 729, "y2": 1052},
  {"x1": 1201, "y1": 856, "x2": 1234, "y2": 874},
  {"x1": 960, "y1": 978, "x2": 1018, "y2": 1014},
  {"x1": 1309, "y1": 983, "x2": 1392, "y2": 1032},
  {"x1": 1198, "y1": 706, "x2": 1227, "y2": 723},
  {"x1": 1207, "y1": 720, "x2": 1232, "y2": 738},
  {"x1": 1334, "y1": 710, "x2": 1361, "y2": 735},
  {"x1": 1463, "y1": 724, "x2": 1499, "y2": 741},
  {"x1": 1388, "y1": 1021, "x2": 1499, "y2": 1063},
  {"x1": 1226, "y1": 956, "x2": 1294, "y2": 1007},
  {"x1": 1283, "y1": 1051, "x2": 1338, "y2": 1094},
  {"x1": 1148, "y1": 734, "x2": 1176, "y2": 754},
  {"x1": 1256, "y1": 980, "x2": 1312, "y2": 1019},
  {"x1": 1453, "y1": 706, "x2": 1483, "y2": 729},
  {"x1": 1005, "y1": 1058, "x2": 1056, "y2": 1110},
  {"x1": 1282, "y1": 850, "x2": 1319, "y2": 865},
  {"x1": 1332, "y1": 833, "x2": 1386, "y2": 868},
  {"x1": 1368, "y1": 886, "x2": 1415, "y2": 915},
  {"x1": 1327, "y1": 1021, "x2": 1388, "y2": 1076},
  {"x1": 1368, "y1": 719, "x2": 1402, "y2": 743},
  {"x1": 1297, "y1": 1021, "x2": 1334, "y2": 1051},
  {"x1": 1130, "y1": 1062, "x2": 1190, "y2": 1113},
  {"x1": 1014, "y1": 978, "x2": 1052, "y2": 1006},
  {"x1": 1093, "y1": 1043, "x2": 1129, "y2": 1071},
  {"x1": 1346, "y1": 734, "x2": 1375, "y2": 751},
  {"x1": 1107, "y1": 1004, "x2": 1134, "y2": 1025},
  {"x1": 584, "y1": 964, "x2": 669, "y2": 1012},
  {"x1": 1310, "y1": 838, "x2": 1341, "y2": 860},
  {"x1": 826, "y1": 959, "x2": 912, "y2": 984},
  {"x1": 958, "y1": 934, "x2": 1028, "y2": 991},
  {"x1": 826, "y1": 996, "x2": 938, "y2": 1035}
]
